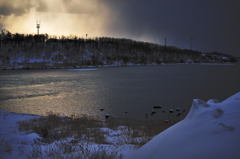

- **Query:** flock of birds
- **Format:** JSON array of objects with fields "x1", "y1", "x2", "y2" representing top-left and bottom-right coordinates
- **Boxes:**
[{"x1": 99, "y1": 105, "x2": 187, "y2": 122}]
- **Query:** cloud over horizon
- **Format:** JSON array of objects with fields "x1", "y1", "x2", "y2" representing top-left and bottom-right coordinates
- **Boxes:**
[
  {"x1": 0, "y1": 0, "x2": 111, "y2": 36},
  {"x1": 0, "y1": 0, "x2": 239, "y2": 56},
  {"x1": 104, "y1": 0, "x2": 240, "y2": 55}
]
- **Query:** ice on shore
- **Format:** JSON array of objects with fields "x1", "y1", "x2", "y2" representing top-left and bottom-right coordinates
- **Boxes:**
[{"x1": 125, "y1": 92, "x2": 240, "y2": 159}]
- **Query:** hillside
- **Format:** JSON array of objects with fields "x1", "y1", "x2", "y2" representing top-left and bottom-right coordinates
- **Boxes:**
[{"x1": 0, "y1": 30, "x2": 238, "y2": 69}]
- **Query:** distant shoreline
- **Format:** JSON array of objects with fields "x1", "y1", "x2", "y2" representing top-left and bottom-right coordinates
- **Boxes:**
[
  {"x1": 1, "y1": 33, "x2": 238, "y2": 71},
  {"x1": 0, "y1": 62, "x2": 237, "y2": 71}
]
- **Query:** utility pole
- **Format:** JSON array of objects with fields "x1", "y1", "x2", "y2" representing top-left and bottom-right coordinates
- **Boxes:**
[
  {"x1": 189, "y1": 37, "x2": 193, "y2": 50},
  {"x1": 164, "y1": 37, "x2": 167, "y2": 48}
]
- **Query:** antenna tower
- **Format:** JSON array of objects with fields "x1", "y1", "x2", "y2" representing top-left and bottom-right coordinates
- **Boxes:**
[{"x1": 36, "y1": 21, "x2": 40, "y2": 35}]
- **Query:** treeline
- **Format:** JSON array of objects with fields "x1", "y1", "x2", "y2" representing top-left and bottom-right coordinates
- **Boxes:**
[{"x1": 0, "y1": 30, "x2": 238, "y2": 69}]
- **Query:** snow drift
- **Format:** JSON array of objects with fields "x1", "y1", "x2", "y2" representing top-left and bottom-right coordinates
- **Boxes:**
[{"x1": 125, "y1": 92, "x2": 240, "y2": 159}]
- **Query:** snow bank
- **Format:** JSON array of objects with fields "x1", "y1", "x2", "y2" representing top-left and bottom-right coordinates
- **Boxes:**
[
  {"x1": 125, "y1": 92, "x2": 240, "y2": 159},
  {"x1": 0, "y1": 111, "x2": 39, "y2": 159}
]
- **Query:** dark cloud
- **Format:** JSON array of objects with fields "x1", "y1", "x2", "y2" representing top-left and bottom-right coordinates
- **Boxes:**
[
  {"x1": 62, "y1": 0, "x2": 104, "y2": 15},
  {"x1": 105, "y1": 0, "x2": 240, "y2": 56},
  {"x1": 0, "y1": 5, "x2": 12, "y2": 16},
  {"x1": 0, "y1": 0, "x2": 33, "y2": 16},
  {"x1": 0, "y1": 5, "x2": 27, "y2": 16},
  {"x1": 35, "y1": 0, "x2": 101, "y2": 14},
  {"x1": 35, "y1": 0, "x2": 48, "y2": 12}
]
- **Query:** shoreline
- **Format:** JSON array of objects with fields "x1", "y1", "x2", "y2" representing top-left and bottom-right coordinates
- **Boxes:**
[
  {"x1": 1, "y1": 92, "x2": 239, "y2": 159},
  {"x1": 0, "y1": 62, "x2": 238, "y2": 71},
  {"x1": 0, "y1": 110, "x2": 173, "y2": 159}
]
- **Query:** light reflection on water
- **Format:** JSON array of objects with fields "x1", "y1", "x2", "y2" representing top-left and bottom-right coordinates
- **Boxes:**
[{"x1": 0, "y1": 64, "x2": 239, "y2": 120}]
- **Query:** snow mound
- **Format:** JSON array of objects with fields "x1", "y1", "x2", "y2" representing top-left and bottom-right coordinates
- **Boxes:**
[{"x1": 125, "y1": 92, "x2": 240, "y2": 159}]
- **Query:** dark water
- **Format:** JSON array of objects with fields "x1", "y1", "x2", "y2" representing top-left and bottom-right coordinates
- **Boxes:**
[{"x1": 0, "y1": 64, "x2": 239, "y2": 120}]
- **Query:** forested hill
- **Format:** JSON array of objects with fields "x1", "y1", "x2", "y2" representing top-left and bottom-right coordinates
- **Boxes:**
[{"x1": 0, "y1": 31, "x2": 238, "y2": 69}]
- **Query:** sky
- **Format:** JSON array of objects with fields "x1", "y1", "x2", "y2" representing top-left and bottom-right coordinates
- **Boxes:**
[{"x1": 0, "y1": 0, "x2": 239, "y2": 56}]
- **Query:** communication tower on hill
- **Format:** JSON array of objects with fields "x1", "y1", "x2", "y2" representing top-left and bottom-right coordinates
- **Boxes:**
[{"x1": 36, "y1": 21, "x2": 40, "y2": 35}]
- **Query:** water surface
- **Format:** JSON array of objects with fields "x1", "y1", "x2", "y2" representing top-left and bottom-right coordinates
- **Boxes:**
[{"x1": 0, "y1": 64, "x2": 239, "y2": 120}]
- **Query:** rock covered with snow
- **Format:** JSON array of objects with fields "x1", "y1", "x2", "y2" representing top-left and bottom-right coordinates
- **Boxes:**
[{"x1": 125, "y1": 92, "x2": 240, "y2": 159}]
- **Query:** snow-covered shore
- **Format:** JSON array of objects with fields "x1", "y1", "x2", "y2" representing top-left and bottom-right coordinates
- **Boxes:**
[
  {"x1": 0, "y1": 110, "x2": 141, "y2": 159},
  {"x1": 125, "y1": 91, "x2": 240, "y2": 159},
  {"x1": 0, "y1": 92, "x2": 239, "y2": 159},
  {"x1": 0, "y1": 111, "x2": 160, "y2": 159},
  {"x1": 0, "y1": 111, "x2": 39, "y2": 159}
]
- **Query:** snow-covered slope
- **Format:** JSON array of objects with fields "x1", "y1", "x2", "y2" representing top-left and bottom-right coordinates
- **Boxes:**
[{"x1": 125, "y1": 92, "x2": 240, "y2": 159}]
